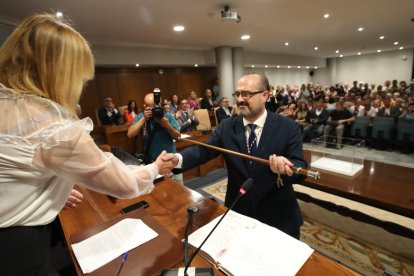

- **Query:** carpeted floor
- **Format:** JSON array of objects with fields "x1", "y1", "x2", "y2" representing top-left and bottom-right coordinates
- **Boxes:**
[{"x1": 201, "y1": 179, "x2": 414, "y2": 276}]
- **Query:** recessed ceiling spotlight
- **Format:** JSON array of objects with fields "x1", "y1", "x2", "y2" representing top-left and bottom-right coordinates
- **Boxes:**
[
  {"x1": 399, "y1": 46, "x2": 404, "y2": 50},
  {"x1": 173, "y1": 25, "x2": 185, "y2": 32},
  {"x1": 335, "y1": 50, "x2": 340, "y2": 54},
  {"x1": 297, "y1": 66, "x2": 301, "y2": 69},
  {"x1": 284, "y1": 42, "x2": 289, "y2": 46},
  {"x1": 357, "y1": 27, "x2": 364, "y2": 32},
  {"x1": 56, "y1": 12, "x2": 63, "y2": 18},
  {"x1": 135, "y1": 64, "x2": 140, "y2": 67},
  {"x1": 277, "y1": 65, "x2": 280, "y2": 68},
  {"x1": 241, "y1": 35, "x2": 250, "y2": 40},
  {"x1": 357, "y1": 52, "x2": 361, "y2": 55},
  {"x1": 323, "y1": 14, "x2": 330, "y2": 19},
  {"x1": 393, "y1": 41, "x2": 399, "y2": 45},
  {"x1": 194, "y1": 64, "x2": 198, "y2": 67},
  {"x1": 314, "y1": 66, "x2": 318, "y2": 69},
  {"x1": 339, "y1": 54, "x2": 343, "y2": 58},
  {"x1": 314, "y1": 47, "x2": 319, "y2": 51},
  {"x1": 288, "y1": 66, "x2": 291, "y2": 69},
  {"x1": 251, "y1": 65, "x2": 255, "y2": 68},
  {"x1": 265, "y1": 65, "x2": 268, "y2": 68},
  {"x1": 379, "y1": 36, "x2": 385, "y2": 40},
  {"x1": 306, "y1": 66, "x2": 310, "y2": 69},
  {"x1": 377, "y1": 49, "x2": 382, "y2": 53}
]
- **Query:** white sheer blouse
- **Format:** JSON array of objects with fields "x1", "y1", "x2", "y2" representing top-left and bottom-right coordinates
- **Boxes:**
[{"x1": 0, "y1": 86, "x2": 158, "y2": 227}]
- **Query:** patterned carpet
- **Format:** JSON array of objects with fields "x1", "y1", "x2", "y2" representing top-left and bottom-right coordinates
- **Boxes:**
[{"x1": 201, "y1": 179, "x2": 414, "y2": 276}]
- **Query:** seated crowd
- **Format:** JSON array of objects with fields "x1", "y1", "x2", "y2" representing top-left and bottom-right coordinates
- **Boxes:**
[{"x1": 271, "y1": 79, "x2": 414, "y2": 151}]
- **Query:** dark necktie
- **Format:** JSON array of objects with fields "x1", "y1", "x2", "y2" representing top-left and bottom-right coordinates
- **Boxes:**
[{"x1": 248, "y1": 124, "x2": 257, "y2": 154}]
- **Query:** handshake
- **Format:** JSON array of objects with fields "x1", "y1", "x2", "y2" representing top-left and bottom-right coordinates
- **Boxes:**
[{"x1": 154, "y1": 151, "x2": 180, "y2": 176}]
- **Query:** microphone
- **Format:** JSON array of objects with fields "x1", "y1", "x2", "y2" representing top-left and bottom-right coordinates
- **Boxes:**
[
  {"x1": 184, "y1": 207, "x2": 199, "y2": 269},
  {"x1": 161, "y1": 178, "x2": 253, "y2": 276}
]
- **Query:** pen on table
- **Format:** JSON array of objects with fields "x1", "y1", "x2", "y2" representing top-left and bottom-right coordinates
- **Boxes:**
[{"x1": 115, "y1": 252, "x2": 128, "y2": 276}]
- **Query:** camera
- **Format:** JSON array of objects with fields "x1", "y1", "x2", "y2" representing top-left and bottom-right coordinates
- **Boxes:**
[{"x1": 152, "y1": 88, "x2": 165, "y2": 119}]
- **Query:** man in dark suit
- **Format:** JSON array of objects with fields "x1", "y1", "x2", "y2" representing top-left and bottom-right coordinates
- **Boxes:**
[
  {"x1": 98, "y1": 97, "x2": 121, "y2": 125},
  {"x1": 200, "y1": 88, "x2": 216, "y2": 110},
  {"x1": 216, "y1": 97, "x2": 236, "y2": 124},
  {"x1": 165, "y1": 74, "x2": 306, "y2": 239}
]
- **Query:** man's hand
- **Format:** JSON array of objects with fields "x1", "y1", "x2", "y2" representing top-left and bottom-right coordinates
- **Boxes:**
[
  {"x1": 144, "y1": 107, "x2": 153, "y2": 120},
  {"x1": 162, "y1": 153, "x2": 179, "y2": 167},
  {"x1": 269, "y1": 154, "x2": 294, "y2": 176},
  {"x1": 155, "y1": 151, "x2": 176, "y2": 175},
  {"x1": 64, "y1": 189, "x2": 84, "y2": 209}
]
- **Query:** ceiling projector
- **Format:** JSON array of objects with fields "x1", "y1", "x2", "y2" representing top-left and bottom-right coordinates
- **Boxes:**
[{"x1": 221, "y1": 6, "x2": 241, "y2": 23}]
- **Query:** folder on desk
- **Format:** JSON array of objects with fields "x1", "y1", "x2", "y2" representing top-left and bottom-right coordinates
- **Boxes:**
[{"x1": 70, "y1": 208, "x2": 183, "y2": 275}]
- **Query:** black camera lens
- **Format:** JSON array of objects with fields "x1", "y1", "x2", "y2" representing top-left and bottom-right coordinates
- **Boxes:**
[{"x1": 152, "y1": 105, "x2": 165, "y2": 119}]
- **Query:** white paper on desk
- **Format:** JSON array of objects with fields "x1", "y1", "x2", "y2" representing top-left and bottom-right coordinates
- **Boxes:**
[
  {"x1": 71, "y1": 218, "x2": 158, "y2": 274},
  {"x1": 188, "y1": 211, "x2": 314, "y2": 276}
]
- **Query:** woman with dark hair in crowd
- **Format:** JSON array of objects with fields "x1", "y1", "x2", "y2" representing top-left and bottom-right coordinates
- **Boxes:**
[
  {"x1": 169, "y1": 94, "x2": 180, "y2": 114},
  {"x1": 124, "y1": 100, "x2": 139, "y2": 123}
]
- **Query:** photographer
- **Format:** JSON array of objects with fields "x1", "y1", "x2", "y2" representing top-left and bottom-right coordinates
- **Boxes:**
[{"x1": 127, "y1": 91, "x2": 181, "y2": 164}]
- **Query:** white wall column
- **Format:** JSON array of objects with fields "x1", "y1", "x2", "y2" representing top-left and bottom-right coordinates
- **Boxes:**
[
  {"x1": 215, "y1": 46, "x2": 234, "y2": 100},
  {"x1": 232, "y1": 47, "x2": 244, "y2": 88}
]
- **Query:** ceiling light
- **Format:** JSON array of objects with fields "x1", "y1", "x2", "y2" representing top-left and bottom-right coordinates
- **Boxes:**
[
  {"x1": 393, "y1": 41, "x2": 399, "y2": 45},
  {"x1": 265, "y1": 65, "x2": 268, "y2": 68},
  {"x1": 241, "y1": 35, "x2": 250, "y2": 40},
  {"x1": 314, "y1": 66, "x2": 318, "y2": 69},
  {"x1": 399, "y1": 46, "x2": 404, "y2": 50},
  {"x1": 306, "y1": 66, "x2": 309, "y2": 69},
  {"x1": 335, "y1": 50, "x2": 340, "y2": 54},
  {"x1": 377, "y1": 49, "x2": 382, "y2": 53},
  {"x1": 284, "y1": 42, "x2": 289, "y2": 46},
  {"x1": 314, "y1": 47, "x2": 318, "y2": 51},
  {"x1": 173, "y1": 25, "x2": 185, "y2": 32},
  {"x1": 379, "y1": 36, "x2": 385, "y2": 40},
  {"x1": 288, "y1": 66, "x2": 291, "y2": 69},
  {"x1": 298, "y1": 66, "x2": 301, "y2": 69},
  {"x1": 357, "y1": 52, "x2": 361, "y2": 55},
  {"x1": 56, "y1": 12, "x2": 63, "y2": 18},
  {"x1": 339, "y1": 54, "x2": 343, "y2": 58},
  {"x1": 357, "y1": 27, "x2": 364, "y2": 32},
  {"x1": 194, "y1": 64, "x2": 198, "y2": 67},
  {"x1": 251, "y1": 65, "x2": 255, "y2": 68},
  {"x1": 323, "y1": 14, "x2": 330, "y2": 19},
  {"x1": 277, "y1": 65, "x2": 280, "y2": 68},
  {"x1": 135, "y1": 64, "x2": 140, "y2": 67}
]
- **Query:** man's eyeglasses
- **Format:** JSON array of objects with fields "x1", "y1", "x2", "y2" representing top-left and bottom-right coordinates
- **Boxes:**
[{"x1": 232, "y1": 90, "x2": 264, "y2": 99}]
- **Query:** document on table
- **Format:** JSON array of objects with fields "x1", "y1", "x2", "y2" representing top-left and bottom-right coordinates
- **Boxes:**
[
  {"x1": 188, "y1": 210, "x2": 314, "y2": 276},
  {"x1": 71, "y1": 218, "x2": 158, "y2": 274}
]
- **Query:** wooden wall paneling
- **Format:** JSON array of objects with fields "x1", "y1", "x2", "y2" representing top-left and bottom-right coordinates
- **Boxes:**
[
  {"x1": 95, "y1": 71, "x2": 121, "y2": 106},
  {"x1": 79, "y1": 78, "x2": 101, "y2": 125}
]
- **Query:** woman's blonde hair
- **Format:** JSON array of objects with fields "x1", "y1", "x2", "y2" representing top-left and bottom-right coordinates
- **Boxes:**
[{"x1": 0, "y1": 13, "x2": 94, "y2": 115}]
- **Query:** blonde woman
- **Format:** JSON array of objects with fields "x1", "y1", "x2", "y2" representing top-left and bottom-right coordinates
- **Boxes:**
[{"x1": 0, "y1": 14, "x2": 174, "y2": 274}]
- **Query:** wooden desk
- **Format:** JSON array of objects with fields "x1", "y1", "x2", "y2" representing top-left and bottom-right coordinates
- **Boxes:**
[
  {"x1": 93, "y1": 124, "x2": 143, "y2": 154},
  {"x1": 59, "y1": 179, "x2": 357, "y2": 275},
  {"x1": 304, "y1": 150, "x2": 414, "y2": 219}
]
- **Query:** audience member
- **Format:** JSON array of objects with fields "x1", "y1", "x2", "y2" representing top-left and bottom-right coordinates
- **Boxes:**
[
  {"x1": 216, "y1": 97, "x2": 235, "y2": 124},
  {"x1": 294, "y1": 102, "x2": 309, "y2": 128},
  {"x1": 176, "y1": 99, "x2": 199, "y2": 132},
  {"x1": 98, "y1": 97, "x2": 121, "y2": 125},
  {"x1": 124, "y1": 100, "x2": 138, "y2": 123},
  {"x1": 169, "y1": 94, "x2": 179, "y2": 114},
  {"x1": 324, "y1": 102, "x2": 355, "y2": 148},
  {"x1": 187, "y1": 90, "x2": 200, "y2": 110},
  {"x1": 377, "y1": 97, "x2": 402, "y2": 121},
  {"x1": 303, "y1": 101, "x2": 329, "y2": 142},
  {"x1": 200, "y1": 88, "x2": 216, "y2": 110}
]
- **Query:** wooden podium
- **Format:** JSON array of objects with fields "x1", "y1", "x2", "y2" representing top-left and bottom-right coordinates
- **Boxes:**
[{"x1": 59, "y1": 178, "x2": 358, "y2": 275}]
